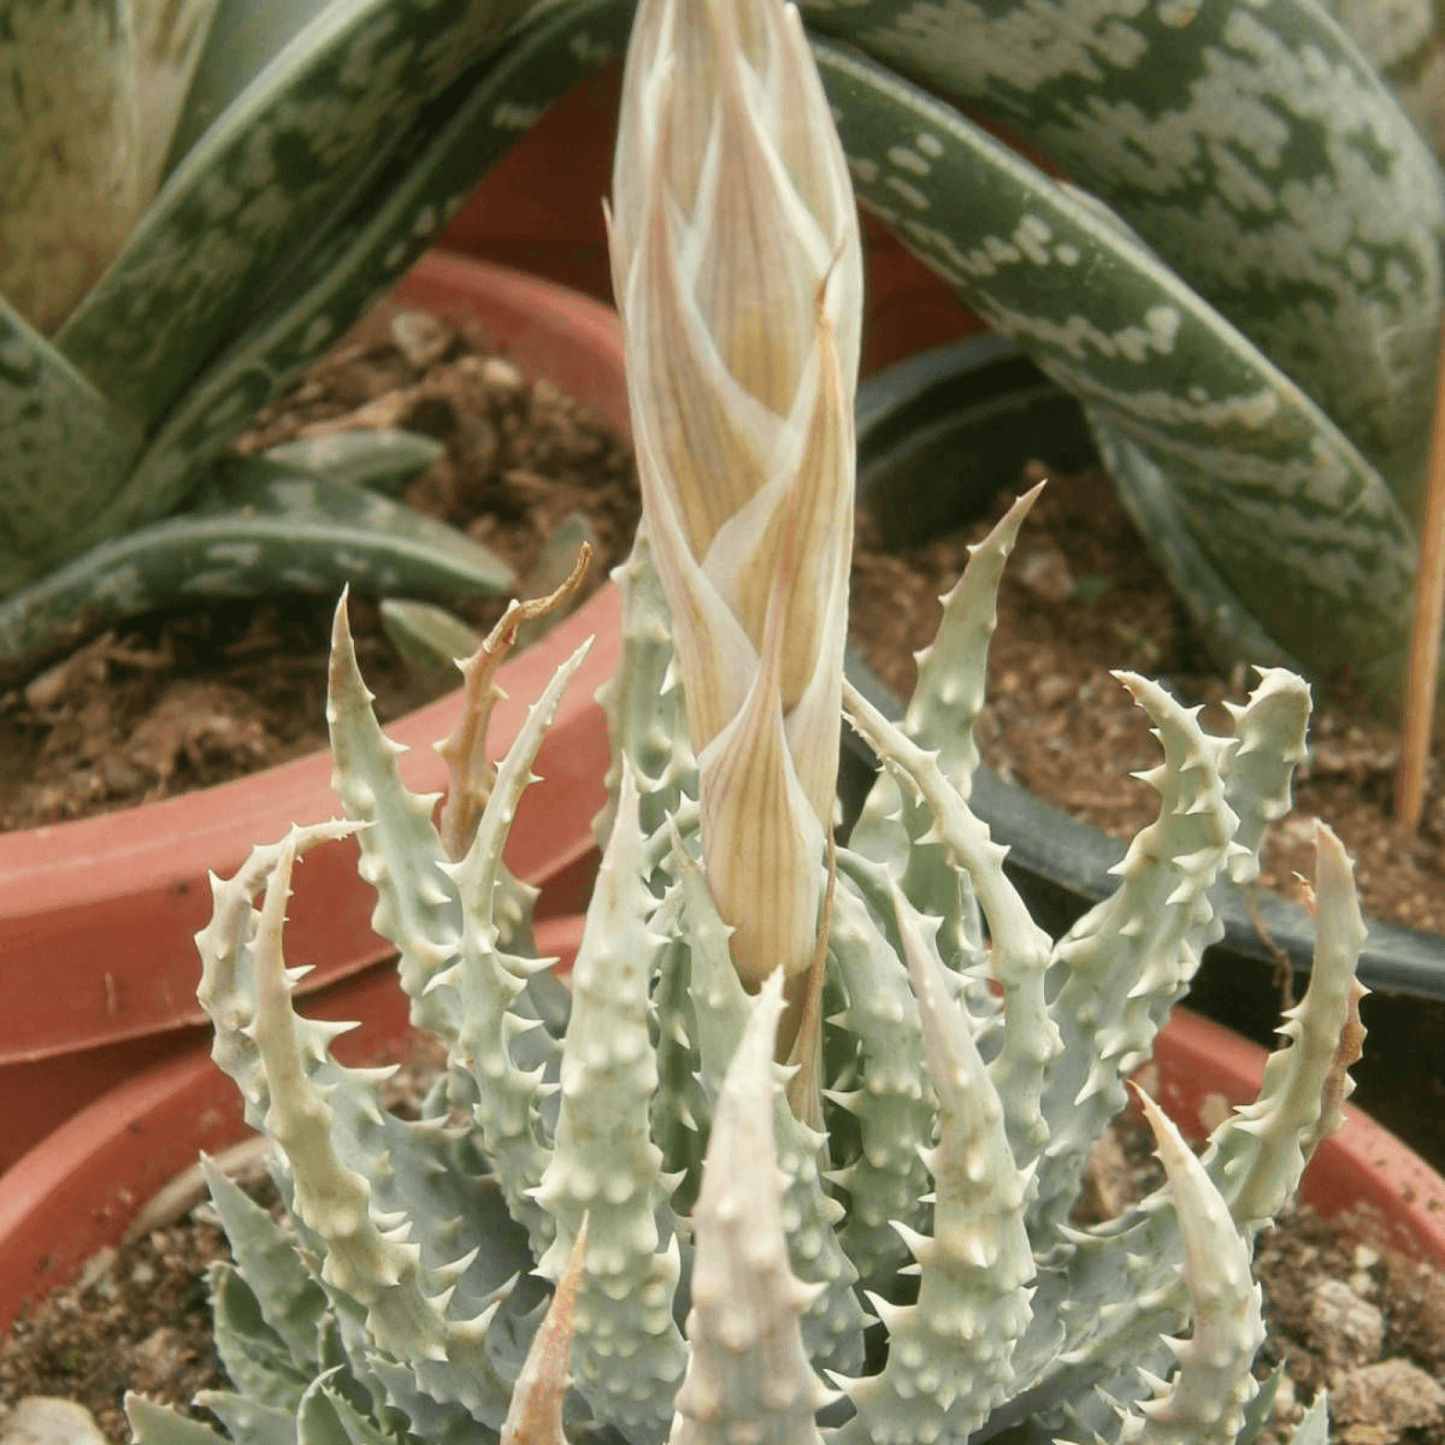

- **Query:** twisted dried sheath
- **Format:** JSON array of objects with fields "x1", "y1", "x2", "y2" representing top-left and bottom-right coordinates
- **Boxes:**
[{"x1": 608, "y1": 0, "x2": 863, "y2": 994}]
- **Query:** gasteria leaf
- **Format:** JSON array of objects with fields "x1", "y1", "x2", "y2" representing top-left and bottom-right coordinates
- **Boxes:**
[
  {"x1": 802, "y1": 0, "x2": 1445, "y2": 507},
  {"x1": 0, "y1": 458, "x2": 514, "y2": 671},
  {"x1": 812, "y1": 38, "x2": 1422, "y2": 717}
]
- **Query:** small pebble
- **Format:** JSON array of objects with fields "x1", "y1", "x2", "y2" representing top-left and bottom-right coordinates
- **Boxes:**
[
  {"x1": 0, "y1": 1397, "x2": 108, "y2": 1445},
  {"x1": 1036, "y1": 674, "x2": 1074, "y2": 709},
  {"x1": 1303, "y1": 1278, "x2": 1383, "y2": 1369},
  {"x1": 1015, "y1": 545, "x2": 1076, "y2": 603},
  {"x1": 1348, "y1": 1269, "x2": 1376, "y2": 1299},
  {"x1": 389, "y1": 310, "x2": 454, "y2": 369},
  {"x1": 70, "y1": 1247, "x2": 116, "y2": 1298},
  {"x1": 1332, "y1": 1358, "x2": 1445, "y2": 1437},
  {"x1": 481, "y1": 356, "x2": 524, "y2": 392},
  {"x1": 128, "y1": 1327, "x2": 197, "y2": 1397}
]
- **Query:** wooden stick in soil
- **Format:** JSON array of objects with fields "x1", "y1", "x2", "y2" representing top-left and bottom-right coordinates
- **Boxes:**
[{"x1": 1396, "y1": 311, "x2": 1445, "y2": 833}]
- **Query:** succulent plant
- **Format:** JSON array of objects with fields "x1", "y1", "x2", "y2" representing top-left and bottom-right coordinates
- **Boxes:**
[
  {"x1": 128, "y1": 510, "x2": 1362, "y2": 1445},
  {"x1": 125, "y1": 4, "x2": 1367, "y2": 1442},
  {"x1": 798, "y1": 0, "x2": 1445, "y2": 718},
  {"x1": 0, "y1": 0, "x2": 647, "y2": 674},
  {"x1": 123, "y1": 452, "x2": 1366, "y2": 1445}
]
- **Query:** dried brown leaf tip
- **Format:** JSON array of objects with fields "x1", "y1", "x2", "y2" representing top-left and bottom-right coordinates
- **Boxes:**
[
  {"x1": 1316, "y1": 978, "x2": 1368, "y2": 1150},
  {"x1": 500, "y1": 1216, "x2": 589, "y2": 1445},
  {"x1": 438, "y1": 542, "x2": 593, "y2": 857}
]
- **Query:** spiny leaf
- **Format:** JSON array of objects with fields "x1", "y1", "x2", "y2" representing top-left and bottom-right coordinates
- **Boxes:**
[
  {"x1": 843, "y1": 675, "x2": 1060, "y2": 1176},
  {"x1": 672, "y1": 971, "x2": 834, "y2": 1445},
  {"x1": 531, "y1": 763, "x2": 687, "y2": 1444},
  {"x1": 125, "y1": 1393, "x2": 229, "y2": 1445},
  {"x1": 1114, "y1": 1092, "x2": 1264, "y2": 1445},
  {"x1": 837, "y1": 886, "x2": 1033, "y2": 1445}
]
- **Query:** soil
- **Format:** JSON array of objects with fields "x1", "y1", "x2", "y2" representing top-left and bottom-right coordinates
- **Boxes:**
[
  {"x1": 0, "y1": 301, "x2": 639, "y2": 830},
  {"x1": 2, "y1": 1072, "x2": 1441, "y2": 1445}
]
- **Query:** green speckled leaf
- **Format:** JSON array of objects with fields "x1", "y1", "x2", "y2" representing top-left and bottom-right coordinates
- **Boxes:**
[
  {"x1": 379, "y1": 597, "x2": 481, "y2": 674},
  {"x1": 0, "y1": 456, "x2": 513, "y2": 670},
  {"x1": 54, "y1": 0, "x2": 534, "y2": 428},
  {"x1": 262, "y1": 427, "x2": 445, "y2": 496},
  {"x1": 1089, "y1": 415, "x2": 1411, "y2": 708},
  {"x1": 1092, "y1": 403, "x2": 1301, "y2": 674},
  {"x1": 131, "y1": 0, "x2": 222, "y2": 197},
  {"x1": 184, "y1": 455, "x2": 514, "y2": 595},
  {"x1": 0, "y1": 296, "x2": 145, "y2": 592},
  {"x1": 803, "y1": 0, "x2": 1445, "y2": 505},
  {"x1": 814, "y1": 40, "x2": 1420, "y2": 711},
  {"x1": 1322, "y1": 0, "x2": 1445, "y2": 164},
  {"x1": 81, "y1": 0, "x2": 634, "y2": 563}
]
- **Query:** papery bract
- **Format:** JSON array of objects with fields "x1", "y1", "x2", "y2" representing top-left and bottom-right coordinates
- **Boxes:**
[{"x1": 608, "y1": 0, "x2": 862, "y2": 990}]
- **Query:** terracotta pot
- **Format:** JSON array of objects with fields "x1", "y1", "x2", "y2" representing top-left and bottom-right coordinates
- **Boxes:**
[
  {"x1": 0, "y1": 254, "x2": 624, "y2": 1173},
  {"x1": 0, "y1": 913, "x2": 586, "y2": 1335},
  {"x1": 435, "y1": 58, "x2": 985, "y2": 379},
  {"x1": 1, "y1": 998, "x2": 1439, "y2": 1339}
]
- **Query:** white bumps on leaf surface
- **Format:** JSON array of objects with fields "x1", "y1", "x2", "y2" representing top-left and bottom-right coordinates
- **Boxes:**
[
  {"x1": 672, "y1": 971, "x2": 835, "y2": 1445},
  {"x1": 1123, "y1": 1092, "x2": 1265, "y2": 1445}
]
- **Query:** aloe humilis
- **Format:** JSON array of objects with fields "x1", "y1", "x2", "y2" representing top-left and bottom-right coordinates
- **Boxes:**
[{"x1": 129, "y1": 2, "x2": 1366, "y2": 1443}]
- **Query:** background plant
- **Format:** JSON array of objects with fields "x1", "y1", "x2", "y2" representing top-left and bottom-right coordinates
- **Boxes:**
[
  {"x1": 127, "y1": 1, "x2": 1370, "y2": 1439},
  {"x1": 0, "y1": 0, "x2": 640, "y2": 673},
  {"x1": 8, "y1": 0, "x2": 1442, "y2": 722},
  {"x1": 796, "y1": 0, "x2": 1445, "y2": 723}
]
